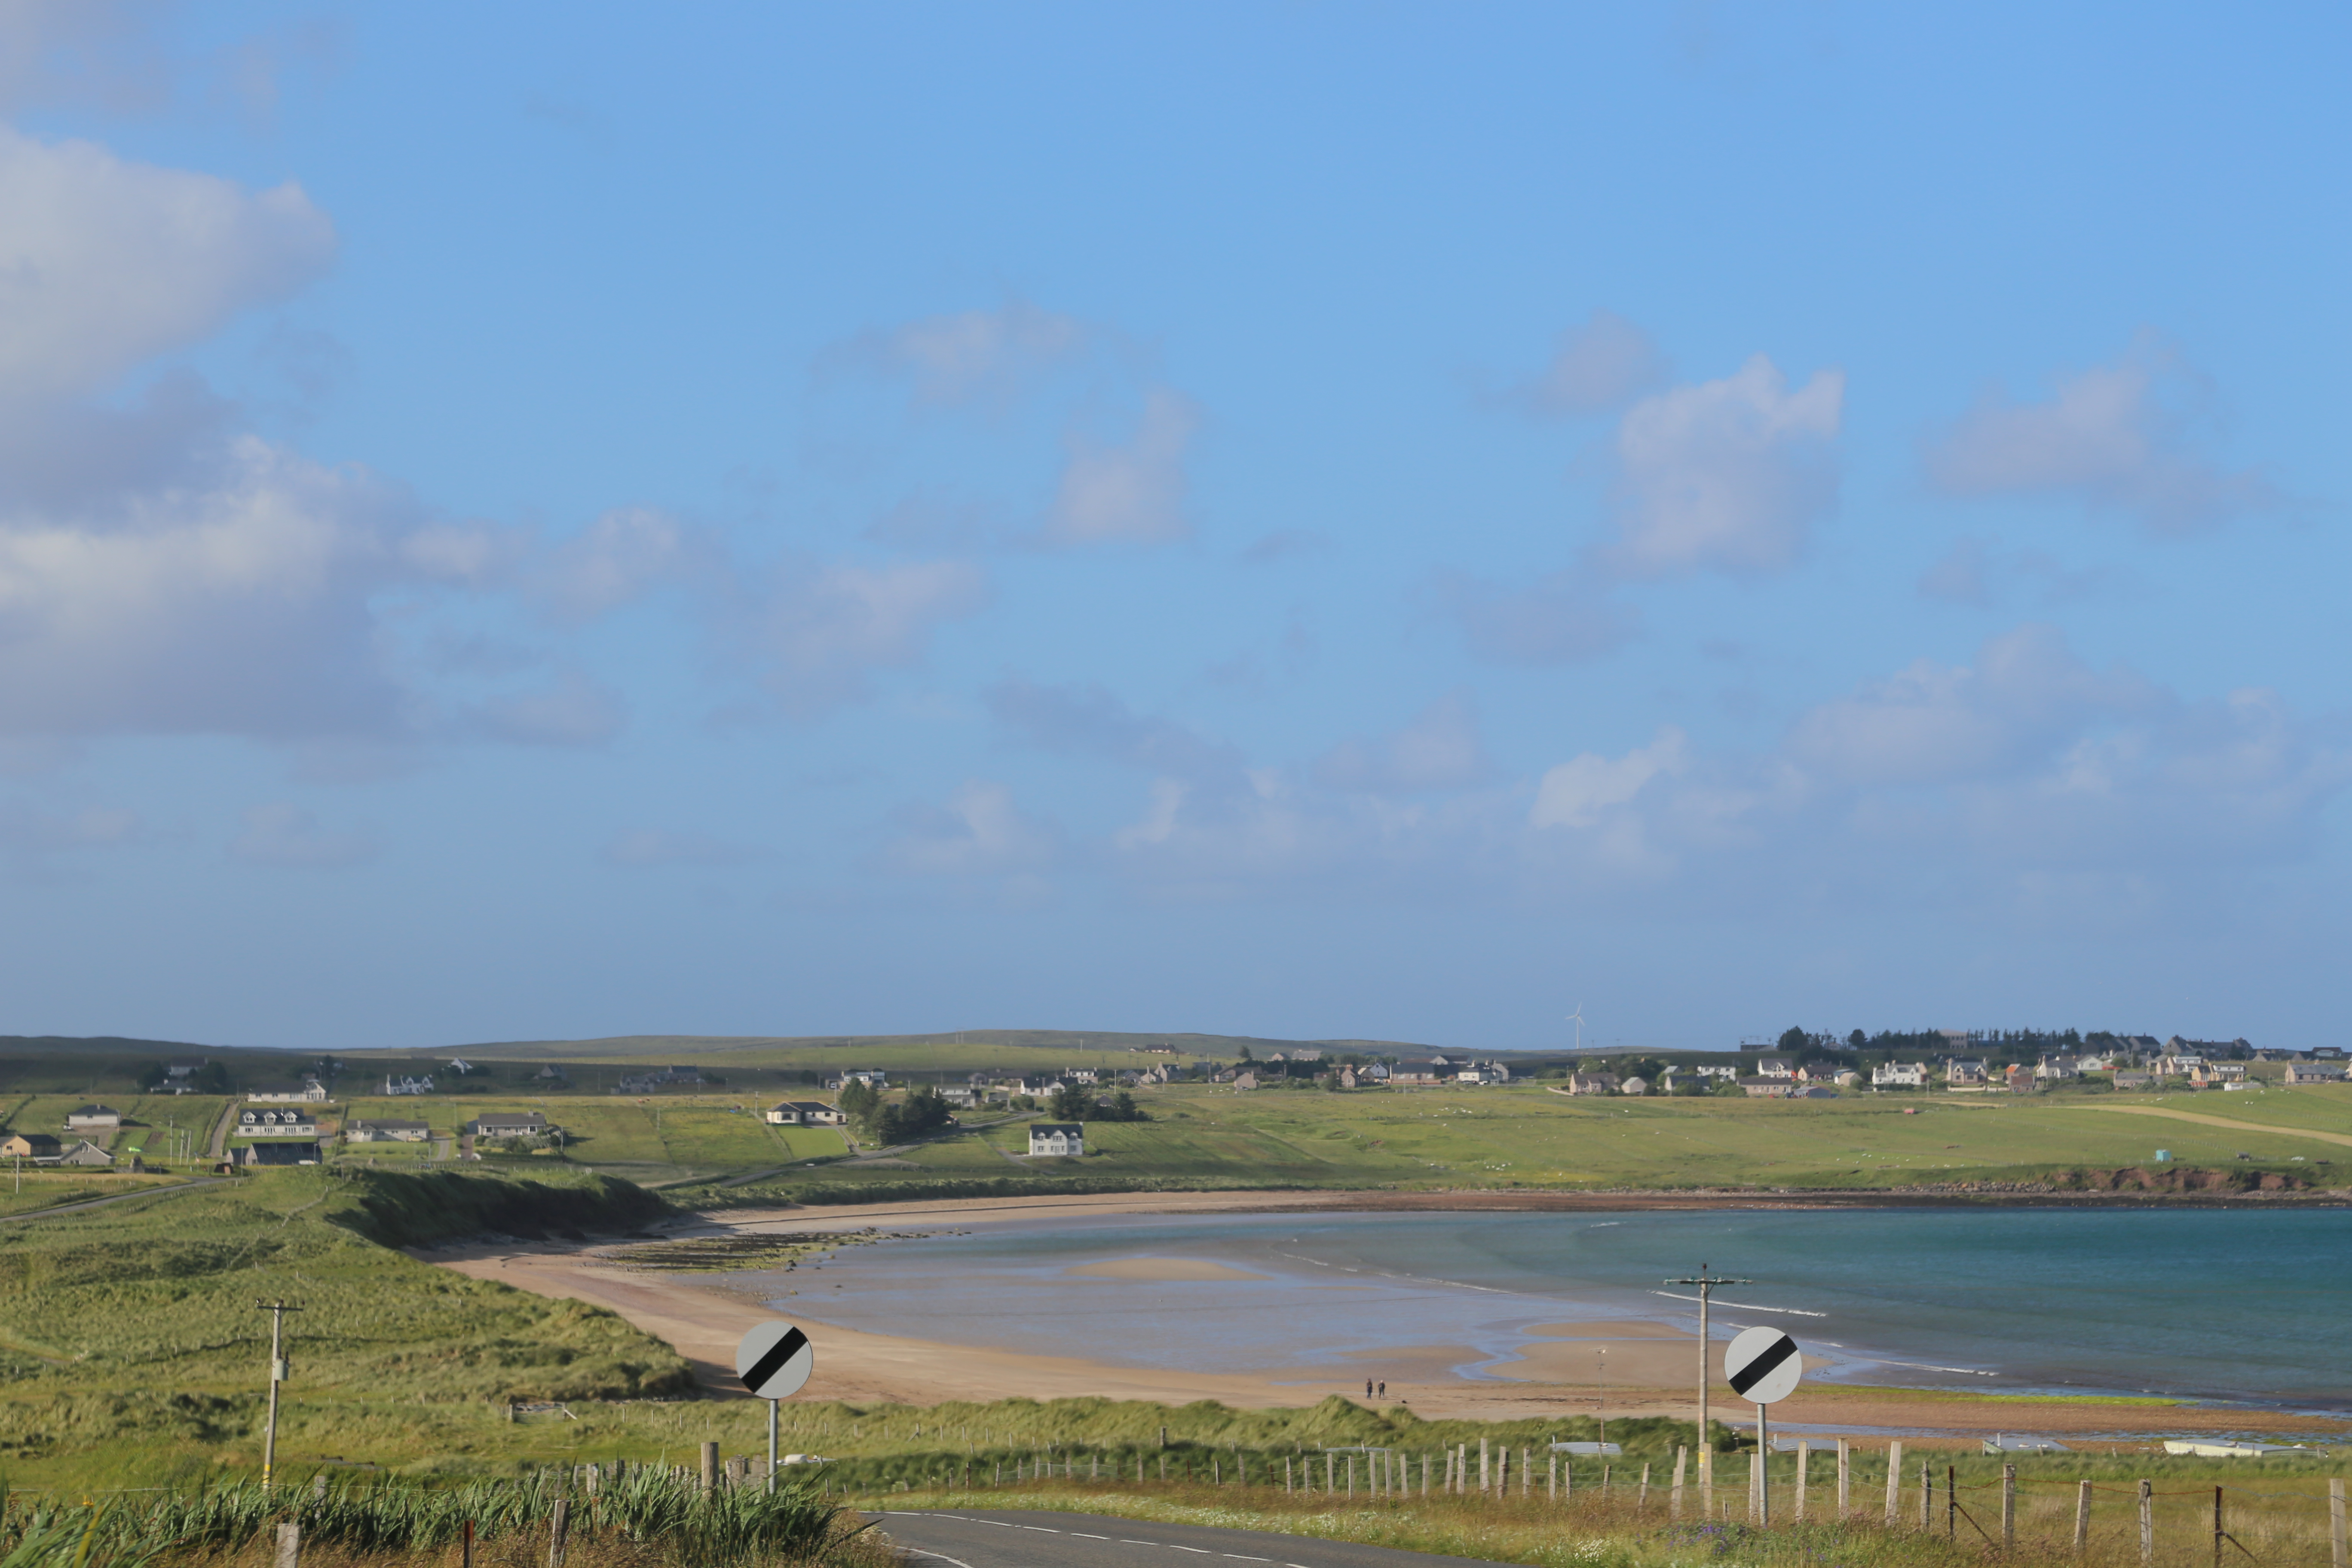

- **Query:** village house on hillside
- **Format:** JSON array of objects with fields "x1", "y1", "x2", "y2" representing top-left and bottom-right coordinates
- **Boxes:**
[
  {"x1": 383, "y1": 1074, "x2": 435, "y2": 1096},
  {"x1": 1027, "y1": 1123, "x2": 1084, "y2": 1156},
  {"x1": 238, "y1": 1108, "x2": 318, "y2": 1137},
  {"x1": 344, "y1": 1118, "x2": 431, "y2": 1142},
  {"x1": 0, "y1": 1133, "x2": 60, "y2": 1161},
  {"x1": 2284, "y1": 1061, "x2": 2350, "y2": 1085},
  {"x1": 765, "y1": 1101, "x2": 845, "y2": 1126},
  {"x1": 616, "y1": 1066, "x2": 706, "y2": 1093},
  {"x1": 246, "y1": 1078, "x2": 328, "y2": 1104},
  {"x1": 464, "y1": 1111, "x2": 553, "y2": 1139},
  {"x1": 1872, "y1": 1061, "x2": 1928, "y2": 1087},
  {"x1": 237, "y1": 1140, "x2": 319, "y2": 1167},
  {"x1": 58, "y1": 1139, "x2": 114, "y2": 1166},
  {"x1": 1943, "y1": 1059, "x2": 1990, "y2": 1090},
  {"x1": 64, "y1": 1105, "x2": 120, "y2": 1131},
  {"x1": 1567, "y1": 1072, "x2": 1621, "y2": 1096}
]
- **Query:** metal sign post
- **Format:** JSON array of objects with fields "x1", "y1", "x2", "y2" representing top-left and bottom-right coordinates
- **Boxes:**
[
  {"x1": 1723, "y1": 1326, "x2": 1805, "y2": 1528},
  {"x1": 735, "y1": 1321, "x2": 815, "y2": 1493}
]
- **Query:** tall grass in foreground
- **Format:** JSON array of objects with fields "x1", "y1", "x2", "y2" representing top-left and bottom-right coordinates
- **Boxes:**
[
  {"x1": 865, "y1": 1472, "x2": 2352, "y2": 1568},
  {"x1": 0, "y1": 1468, "x2": 881, "y2": 1568}
]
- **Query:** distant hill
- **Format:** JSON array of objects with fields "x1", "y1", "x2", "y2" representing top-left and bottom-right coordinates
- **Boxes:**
[{"x1": 421, "y1": 1029, "x2": 1439, "y2": 1062}]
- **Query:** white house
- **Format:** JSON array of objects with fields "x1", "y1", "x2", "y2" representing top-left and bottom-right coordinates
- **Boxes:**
[
  {"x1": 1872, "y1": 1062, "x2": 1929, "y2": 1088},
  {"x1": 64, "y1": 1105, "x2": 120, "y2": 1131},
  {"x1": 1066, "y1": 1068, "x2": 1099, "y2": 1084},
  {"x1": 1944, "y1": 1059, "x2": 1991, "y2": 1090},
  {"x1": 1694, "y1": 1064, "x2": 1741, "y2": 1081},
  {"x1": 766, "y1": 1101, "x2": 846, "y2": 1125},
  {"x1": 1566, "y1": 1072, "x2": 1620, "y2": 1096},
  {"x1": 466, "y1": 1112, "x2": 551, "y2": 1138},
  {"x1": 238, "y1": 1108, "x2": 318, "y2": 1137},
  {"x1": 1028, "y1": 1123, "x2": 1084, "y2": 1156},
  {"x1": 345, "y1": 1118, "x2": 431, "y2": 1142},
  {"x1": 247, "y1": 1079, "x2": 329, "y2": 1103},
  {"x1": 1753, "y1": 1057, "x2": 1796, "y2": 1080},
  {"x1": 842, "y1": 1069, "x2": 888, "y2": 1087},
  {"x1": 2035, "y1": 1055, "x2": 2082, "y2": 1081},
  {"x1": 383, "y1": 1074, "x2": 435, "y2": 1096}
]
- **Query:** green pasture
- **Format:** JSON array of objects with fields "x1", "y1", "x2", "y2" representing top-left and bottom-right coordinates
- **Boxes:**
[{"x1": 795, "y1": 1083, "x2": 2352, "y2": 1194}]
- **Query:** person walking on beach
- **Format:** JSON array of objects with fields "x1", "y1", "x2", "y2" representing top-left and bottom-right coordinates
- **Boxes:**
[
  {"x1": 1365, "y1": 1379, "x2": 1374, "y2": 1398},
  {"x1": 1378, "y1": 1381, "x2": 1386, "y2": 1398}
]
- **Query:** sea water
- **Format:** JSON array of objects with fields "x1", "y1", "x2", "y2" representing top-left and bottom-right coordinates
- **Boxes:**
[{"x1": 752, "y1": 1207, "x2": 2352, "y2": 1411}]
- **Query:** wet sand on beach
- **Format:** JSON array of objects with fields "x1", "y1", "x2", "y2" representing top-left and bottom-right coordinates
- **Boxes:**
[{"x1": 427, "y1": 1190, "x2": 2348, "y2": 1448}]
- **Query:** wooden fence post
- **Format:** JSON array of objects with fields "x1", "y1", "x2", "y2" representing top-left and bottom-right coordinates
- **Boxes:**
[
  {"x1": 2139, "y1": 1479, "x2": 2154, "y2": 1567},
  {"x1": 2329, "y1": 1478, "x2": 2348, "y2": 1568},
  {"x1": 1638, "y1": 1462, "x2": 1651, "y2": 1512},
  {"x1": 1671, "y1": 1447, "x2": 1686, "y2": 1520},
  {"x1": 1548, "y1": 1453, "x2": 1557, "y2": 1503},
  {"x1": 2212, "y1": 1486, "x2": 2224, "y2": 1568},
  {"x1": 548, "y1": 1498, "x2": 570, "y2": 1568},
  {"x1": 462, "y1": 1520, "x2": 475, "y2": 1568},
  {"x1": 699, "y1": 1442, "x2": 719, "y2": 1494},
  {"x1": 1479, "y1": 1438, "x2": 1489, "y2": 1496},
  {"x1": 2003, "y1": 1465, "x2": 2016, "y2": 1547},
  {"x1": 273, "y1": 1522, "x2": 300, "y2": 1568},
  {"x1": 1522, "y1": 1447, "x2": 1531, "y2": 1498},
  {"x1": 1920, "y1": 1460, "x2": 1932, "y2": 1531},
  {"x1": 1835, "y1": 1439, "x2": 1849, "y2": 1518},
  {"x1": 1795, "y1": 1441, "x2": 1808, "y2": 1521},
  {"x1": 1884, "y1": 1441, "x2": 1903, "y2": 1528},
  {"x1": 2075, "y1": 1479, "x2": 2092, "y2": 1553}
]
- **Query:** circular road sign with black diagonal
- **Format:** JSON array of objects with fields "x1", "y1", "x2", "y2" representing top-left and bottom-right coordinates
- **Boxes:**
[
  {"x1": 735, "y1": 1320, "x2": 813, "y2": 1401},
  {"x1": 1723, "y1": 1323, "x2": 1804, "y2": 1406}
]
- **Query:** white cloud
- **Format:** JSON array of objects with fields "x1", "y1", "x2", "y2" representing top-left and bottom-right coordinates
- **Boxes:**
[
  {"x1": 1787, "y1": 624, "x2": 2159, "y2": 789},
  {"x1": 0, "y1": 2, "x2": 169, "y2": 116},
  {"x1": 1923, "y1": 337, "x2": 2277, "y2": 535},
  {"x1": 1515, "y1": 309, "x2": 1669, "y2": 415},
  {"x1": 1038, "y1": 389, "x2": 1199, "y2": 548},
  {"x1": 830, "y1": 300, "x2": 1088, "y2": 408},
  {"x1": 986, "y1": 677, "x2": 1241, "y2": 781},
  {"x1": 0, "y1": 125, "x2": 334, "y2": 407},
  {"x1": 741, "y1": 557, "x2": 987, "y2": 717},
  {"x1": 535, "y1": 506, "x2": 689, "y2": 620},
  {"x1": 0, "y1": 438, "x2": 417, "y2": 737},
  {"x1": 1314, "y1": 689, "x2": 1492, "y2": 794},
  {"x1": 882, "y1": 780, "x2": 1060, "y2": 877},
  {"x1": 1530, "y1": 728, "x2": 1689, "y2": 828},
  {"x1": 1436, "y1": 567, "x2": 1638, "y2": 665},
  {"x1": 1600, "y1": 355, "x2": 1844, "y2": 578},
  {"x1": 230, "y1": 801, "x2": 371, "y2": 868}
]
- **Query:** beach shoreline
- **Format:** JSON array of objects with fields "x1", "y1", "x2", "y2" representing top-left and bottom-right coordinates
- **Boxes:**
[{"x1": 425, "y1": 1188, "x2": 2350, "y2": 1449}]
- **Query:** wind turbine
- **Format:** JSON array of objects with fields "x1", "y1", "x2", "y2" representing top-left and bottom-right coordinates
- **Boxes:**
[{"x1": 1568, "y1": 1003, "x2": 1586, "y2": 1054}]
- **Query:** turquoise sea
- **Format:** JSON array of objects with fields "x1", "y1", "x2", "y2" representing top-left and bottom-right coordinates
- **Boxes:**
[{"x1": 754, "y1": 1207, "x2": 2352, "y2": 1413}]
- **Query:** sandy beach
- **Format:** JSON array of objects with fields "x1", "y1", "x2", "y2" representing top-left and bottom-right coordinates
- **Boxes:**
[{"x1": 428, "y1": 1191, "x2": 2349, "y2": 1448}]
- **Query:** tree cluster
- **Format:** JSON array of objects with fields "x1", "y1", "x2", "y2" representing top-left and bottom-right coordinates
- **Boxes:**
[
  {"x1": 840, "y1": 1083, "x2": 955, "y2": 1145},
  {"x1": 1048, "y1": 1083, "x2": 1148, "y2": 1122}
]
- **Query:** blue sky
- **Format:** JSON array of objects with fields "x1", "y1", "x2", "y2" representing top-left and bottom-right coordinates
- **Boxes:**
[{"x1": 1, "y1": 2, "x2": 2346, "y2": 1051}]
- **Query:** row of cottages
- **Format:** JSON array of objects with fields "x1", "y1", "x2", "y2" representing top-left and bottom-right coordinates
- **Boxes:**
[
  {"x1": 1027, "y1": 1123, "x2": 1084, "y2": 1156},
  {"x1": 247, "y1": 1077, "x2": 329, "y2": 1103},
  {"x1": 2284, "y1": 1061, "x2": 2352, "y2": 1084},
  {"x1": 765, "y1": 1101, "x2": 847, "y2": 1126},
  {"x1": 0, "y1": 1133, "x2": 118, "y2": 1166},
  {"x1": 616, "y1": 1066, "x2": 706, "y2": 1094},
  {"x1": 383, "y1": 1073, "x2": 435, "y2": 1096}
]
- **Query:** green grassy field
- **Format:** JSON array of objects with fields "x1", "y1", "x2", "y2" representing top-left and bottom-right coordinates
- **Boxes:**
[{"x1": 775, "y1": 1083, "x2": 2349, "y2": 1195}]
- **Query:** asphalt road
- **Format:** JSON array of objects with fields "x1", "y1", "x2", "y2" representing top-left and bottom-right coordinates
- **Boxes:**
[{"x1": 867, "y1": 1509, "x2": 1531, "y2": 1568}]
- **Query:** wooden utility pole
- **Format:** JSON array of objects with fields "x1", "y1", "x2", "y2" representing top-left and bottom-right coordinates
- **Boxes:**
[
  {"x1": 1663, "y1": 1265, "x2": 1750, "y2": 1494},
  {"x1": 256, "y1": 1300, "x2": 302, "y2": 1488}
]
